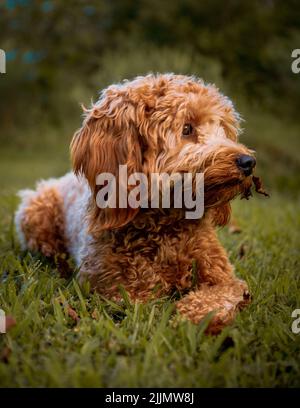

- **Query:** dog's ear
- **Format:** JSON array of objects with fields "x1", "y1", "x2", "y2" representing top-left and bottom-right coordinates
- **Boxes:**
[{"x1": 70, "y1": 87, "x2": 147, "y2": 231}]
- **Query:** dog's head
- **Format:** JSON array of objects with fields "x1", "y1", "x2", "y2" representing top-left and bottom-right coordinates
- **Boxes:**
[{"x1": 71, "y1": 74, "x2": 256, "y2": 230}]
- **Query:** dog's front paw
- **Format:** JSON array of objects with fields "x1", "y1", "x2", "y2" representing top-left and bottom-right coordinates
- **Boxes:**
[{"x1": 176, "y1": 280, "x2": 251, "y2": 334}]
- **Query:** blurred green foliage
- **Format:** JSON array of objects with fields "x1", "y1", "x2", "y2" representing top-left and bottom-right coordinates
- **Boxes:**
[
  {"x1": 0, "y1": 1, "x2": 299, "y2": 195},
  {"x1": 1, "y1": 0, "x2": 300, "y2": 131}
]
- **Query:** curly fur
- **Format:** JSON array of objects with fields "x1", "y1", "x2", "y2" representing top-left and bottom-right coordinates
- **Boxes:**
[{"x1": 15, "y1": 73, "x2": 255, "y2": 333}]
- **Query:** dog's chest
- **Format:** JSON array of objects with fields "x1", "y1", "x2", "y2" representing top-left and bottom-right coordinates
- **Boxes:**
[{"x1": 107, "y1": 219, "x2": 203, "y2": 293}]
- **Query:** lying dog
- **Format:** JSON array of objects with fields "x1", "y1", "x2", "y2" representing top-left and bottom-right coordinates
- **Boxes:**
[{"x1": 15, "y1": 73, "x2": 264, "y2": 333}]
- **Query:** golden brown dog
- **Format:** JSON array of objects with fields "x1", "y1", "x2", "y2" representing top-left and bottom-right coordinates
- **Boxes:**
[{"x1": 15, "y1": 74, "x2": 259, "y2": 333}]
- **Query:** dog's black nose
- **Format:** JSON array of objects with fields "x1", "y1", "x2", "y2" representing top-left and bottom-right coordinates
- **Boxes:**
[{"x1": 236, "y1": 155, "x2": 256, "y2": 176}]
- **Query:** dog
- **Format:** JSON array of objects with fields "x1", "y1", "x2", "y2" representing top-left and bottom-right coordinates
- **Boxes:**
[{"x1": 15, "y1": 73, "x2": 259, "y2": 334}]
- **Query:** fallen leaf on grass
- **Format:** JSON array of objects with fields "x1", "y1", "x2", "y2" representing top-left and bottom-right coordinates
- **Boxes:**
[
  {"x1": 238, "y1": 244, "x2": 247, "y2": 259},
  {"x1": 1, "y1": 346, "x2": 11, "y2": 363},
  {"x1": 91, "y1": 309, "x2": 100, "y2": 320},
  {"x1": 67, "y1": 306, "x2": 80, "y2": 323},
  {"x1": 58, "y1": 297, "x2": 80, "y2": 323},
  {"x1": 228, "y1": 221, "x2": 242, "y2": 234},
  {"x1": 5, "y1": 316, "x2": 16, "y2": 331}
]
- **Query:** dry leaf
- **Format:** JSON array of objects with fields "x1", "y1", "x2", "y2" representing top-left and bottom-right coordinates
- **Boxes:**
[
  {"x1": 67, "y1": 307, "x2": 80, "y2": 323},
  {"x1": 252, "y1": 175, "x2": 270, "y2": 197},
  {"x1": 238, "y1": 244, "x2": 247, "y2": 259},
  {"x1": 1, "y1": 346, "x2": 11, "y2": 363},
  {"x1": 57, "y1": 296, "x2": 80, "y2": 323},
  {"x1": 228, "y1": 218, "x2": 242, "y2": 234},
  {"x1": 241, "y1": 174, "x2": 269, "y2": 200},
  {"x1": 5, "y1": 316, "x2": 16, "y2": 331},
  {"x1": 91, "y1": 309, "x2": 100, "y2": 320}
]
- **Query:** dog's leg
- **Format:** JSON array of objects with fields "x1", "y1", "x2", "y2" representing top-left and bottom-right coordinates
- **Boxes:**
[
  {"x1": 176, "y1": 227, "x2": 250, "y2": 333},
  {"x1": 15, "y1": 186, "x2": 71, "y2": 278},
  {"x1": 176, "y1": 280, "x2": 250, "y2": 334}
]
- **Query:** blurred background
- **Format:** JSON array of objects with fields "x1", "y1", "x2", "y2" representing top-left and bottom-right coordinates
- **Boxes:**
[{"x1": 0, "y1": 0, "x2": 300, "y2": 195}]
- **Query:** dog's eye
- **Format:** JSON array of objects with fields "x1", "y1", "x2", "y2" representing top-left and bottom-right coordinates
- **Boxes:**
[{"x1": 182, "y1": 124, "x2": 193, "y2": 137}]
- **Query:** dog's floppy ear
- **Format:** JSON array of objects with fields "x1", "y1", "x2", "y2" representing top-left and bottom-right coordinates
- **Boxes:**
[{"x1": 70, "y1": 87, "x2": 146, "y2": 231}]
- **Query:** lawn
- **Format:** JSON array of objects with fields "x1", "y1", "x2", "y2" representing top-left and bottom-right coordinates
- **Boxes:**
[{"x1": 0, "y1": 107, "x2": 300, "y2": 387}]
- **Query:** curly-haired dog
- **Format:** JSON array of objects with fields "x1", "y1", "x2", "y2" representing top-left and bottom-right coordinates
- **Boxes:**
[{"x1": 15, "y1": 74, "x2": 259, "y2": 334}]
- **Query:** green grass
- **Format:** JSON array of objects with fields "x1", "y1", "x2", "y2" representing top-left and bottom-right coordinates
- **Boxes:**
[{"x1": 0, "y1": 107, "x2": 300, "y2": 387}]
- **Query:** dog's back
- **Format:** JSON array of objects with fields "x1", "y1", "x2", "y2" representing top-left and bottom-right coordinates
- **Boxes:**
[{"x1": 15, "y1": 172, "x2": 91, "y2": 267}]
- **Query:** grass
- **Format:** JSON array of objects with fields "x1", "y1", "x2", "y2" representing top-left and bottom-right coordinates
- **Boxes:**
[{"x1": 0, "y1": 106, "x2": 300, "y2": 387}]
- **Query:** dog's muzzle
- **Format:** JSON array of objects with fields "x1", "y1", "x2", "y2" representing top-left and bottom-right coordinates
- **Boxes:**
[{"x1": 236, "y1": 154, "x2": 256, "y2": 176}]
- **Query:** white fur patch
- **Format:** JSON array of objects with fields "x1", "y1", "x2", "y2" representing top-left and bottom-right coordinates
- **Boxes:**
[{"x1": 15, "y1": 172, "x2": 92, "y2": 266}]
